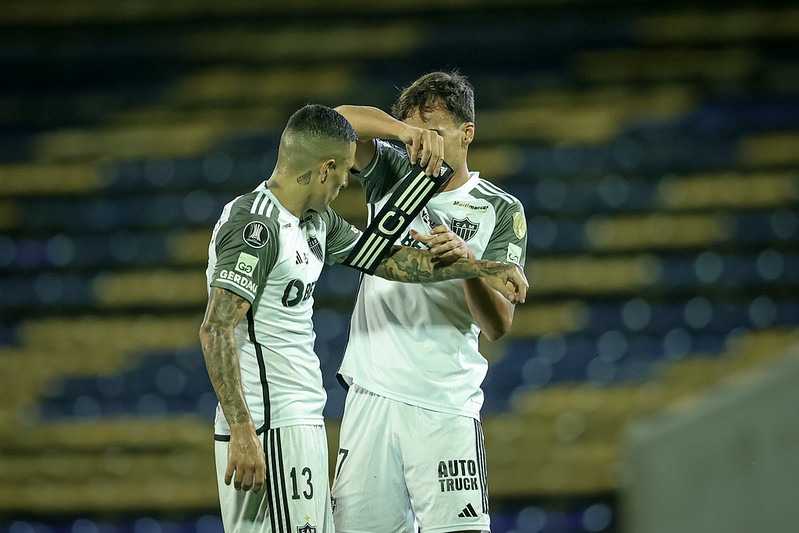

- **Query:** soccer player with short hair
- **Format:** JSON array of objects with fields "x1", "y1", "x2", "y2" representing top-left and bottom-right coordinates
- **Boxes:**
[
  {"x1": 199, "y1": 104, "x2": 527, "y2": 533},
  {"x1": 332, "y1": 72, "x2": 528, "y2": 533}
]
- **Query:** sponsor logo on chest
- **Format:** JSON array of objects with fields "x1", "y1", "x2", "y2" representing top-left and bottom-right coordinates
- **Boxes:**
[{"x1": 453, "y1": 200, "x2": 489, "y2": 212}]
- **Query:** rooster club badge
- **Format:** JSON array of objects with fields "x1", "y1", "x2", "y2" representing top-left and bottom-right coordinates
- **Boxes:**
[{"x1": 451, "y1": 217, "x2": 479, "y2": 241}]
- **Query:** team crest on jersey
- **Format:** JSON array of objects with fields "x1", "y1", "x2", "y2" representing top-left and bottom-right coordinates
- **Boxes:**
[
  {"x1": 242, "y1": 221, "x2": 269, "y2": 248},
  {"x1": 307, "y1": 235, "x2": 323, "y2": 262},
  {"x1": 297, "y1": 523, "x2": 316, "y2": 533},
  {"x1": 451, "y1": 217, "x2": 479, "y2": 241}
]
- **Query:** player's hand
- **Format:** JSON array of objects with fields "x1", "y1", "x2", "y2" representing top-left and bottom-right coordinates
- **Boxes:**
[
  {"x1": 399, "y1": 124, "x2": 444, "y2": 176},
  {"x1": 226, "y1": 423, "x2": 266, "y2": 493},
  {"x1": 411, "y1": 224, "x2": 474, "y2": 267},
  {"x1": 479, "y1": 262, "x2": 528, "y2": 304}
]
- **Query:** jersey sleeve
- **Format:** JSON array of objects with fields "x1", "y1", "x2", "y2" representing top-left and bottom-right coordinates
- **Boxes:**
[
  {"x1": 320, "y1": 208, "x2": 362, "y2": 265},
  {"x1": 357, "y1": 139, "x2": 413, "y2": 203},
  {"x1": 481, "y1": 200, "x2": 528, "y2": 267},
  {"x1": 209, "y1": 214, "x2": 280, "y2": 303}
]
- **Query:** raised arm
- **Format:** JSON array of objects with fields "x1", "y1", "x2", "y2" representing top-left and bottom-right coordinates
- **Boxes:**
[
  {"x1": 199, "y1": 287, "x2": 265, "y2": 493},
  {"x1": 373, "y1": 246, "x2": 527, "y2": 305},
  {"x1": 334, "y1": 105, "x2": 444, "y2": 176}
]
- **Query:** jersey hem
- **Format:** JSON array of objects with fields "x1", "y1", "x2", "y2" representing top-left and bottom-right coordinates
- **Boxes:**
[
  {"x1": 209, "y1": 279, "x2": 255, "y2": 303},
  {"x1": 421, "y1": 524, "x2": 490, "y2": 533},
  {"x1": 346, "y1": 378, "x2": 481, "y2": 420},
  {"x1": 214, "y1": 417, "x2": 324, "y2": 439}
]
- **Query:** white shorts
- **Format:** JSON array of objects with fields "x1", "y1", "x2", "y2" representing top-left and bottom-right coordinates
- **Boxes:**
[
  {"x1": 215, "y1": 424, "x2": 334, "y2": 533},
  {"x1": 331, "y1": 385, "x2": 490, "y2": 533}
]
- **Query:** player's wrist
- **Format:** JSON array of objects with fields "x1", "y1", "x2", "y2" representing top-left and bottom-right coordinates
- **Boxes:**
[
  {"x1": 475, "y1": 259, "x2": 504, "y2": 278},
  {"x1": 229, "y1": 420, "x2": 258, "y2": 435}
]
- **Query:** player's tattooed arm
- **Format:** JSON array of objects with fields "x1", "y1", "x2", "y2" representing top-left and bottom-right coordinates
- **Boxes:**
[
  {"x1": 199, "y1": 287, "x2": 266, "y2": 493},
  {"x1": 373, "y1": 246, "x2": 528, "y2": 304},
  {"x1": 199, "y1": 287, "x2": 253, "y2": 426}
]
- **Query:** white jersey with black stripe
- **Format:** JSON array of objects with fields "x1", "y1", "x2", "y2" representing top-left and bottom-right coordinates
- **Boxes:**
[
  {"x1": 206, "y1": 182, "x2": 361, "y2": 436},
  {"x1": 339, "y1": 140, "x2": 528, "y2": 418}
]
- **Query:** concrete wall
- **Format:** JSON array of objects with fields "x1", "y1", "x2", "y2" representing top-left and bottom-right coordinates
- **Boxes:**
[{"x1": 621, "y1": 346, "x2": 799, "y2": 533}]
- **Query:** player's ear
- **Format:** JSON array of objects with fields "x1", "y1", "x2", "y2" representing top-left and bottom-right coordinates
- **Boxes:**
[
  {"x1": 319, "y1": 159, "x2": 335, "y2": 182},
  {"x1": 462, "y1": 123, "x2": 475, "y2": 147}
]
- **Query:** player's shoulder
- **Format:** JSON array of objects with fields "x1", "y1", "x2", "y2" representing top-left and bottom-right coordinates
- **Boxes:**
[
  {"x1": 309, "y1": 208, "x2": 357, "y2": 237},
  {"x1": 468, "y1": 176, "x2": 523, "y2": 212},
  {"x1": 227, "y1": 187, "x2": 279, "y2": 219},
  {"x1": 301, "y1": 208, "x2": 333, "y2": 228},
  {"x1": 221, "y1": 189, "x2": 284, "y2": 241},
  {"x1": 376, "y1": 139, "x2": 408, "y2": 159}
]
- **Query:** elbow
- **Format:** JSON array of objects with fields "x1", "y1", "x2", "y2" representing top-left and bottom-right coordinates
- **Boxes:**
[
  {"x1": 481, "y1": 319, "x2": 512, "y2": 341},
  {"x1": 198, "y1": 322, "x2": 215, "y2": 350}
]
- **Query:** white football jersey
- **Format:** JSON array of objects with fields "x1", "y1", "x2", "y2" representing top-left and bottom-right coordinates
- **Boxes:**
[
  {"x1": 339, "y1": 141, "x2": 528, "y2": 418},
  {"x1": 206, "y1": 182, "x2": 361, "y2": 437}
]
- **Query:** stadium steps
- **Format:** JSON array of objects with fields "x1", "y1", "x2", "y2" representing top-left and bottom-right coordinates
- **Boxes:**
[
  {"x1": 477, "y1": 85, "x2": 698, "y2": 145},
  {"x1": 0, "y1": 0, "x2": 797, "y2": 521},
  {"x1": 481, "y1": 327, "x2": 799, "y2": 496},
  {"x1": 634, "y1": 7, "x2": 799, "y2": 44},
  {"x1": 656, "y1": 169, "x2": 799, "y2": 210},
  {"x1": 0, "y1": 416, "x2": 216, "y2": 513},
  {"x1": 576, "y1": 47, "x2": 761, "y2": 84},
  {"x1": 0, "y1": 315, "x2": 201, "y2": 424},
  {"x1": 739, "y1": 131, "x2": 799, "y2": 168},
  {"x1": 3, "y1": 329, "x2": 792, "y2": 514}
]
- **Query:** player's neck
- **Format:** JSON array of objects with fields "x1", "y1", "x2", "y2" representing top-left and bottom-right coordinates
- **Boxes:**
[
  {"x1": 265, "y1": 176, "x2": 308, "y2": 219},
  {"x1": 438, "y1": 165, "x2": 470, "y2": 193}
]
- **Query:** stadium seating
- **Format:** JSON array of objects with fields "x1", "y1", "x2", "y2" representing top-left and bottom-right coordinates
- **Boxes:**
[{"x1": 1, "y1": 0, "x2": 798, "y2": 531}]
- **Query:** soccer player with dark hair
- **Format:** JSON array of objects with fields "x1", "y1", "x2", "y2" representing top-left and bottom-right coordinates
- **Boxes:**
[
  {"x1": 199, "y1": 103, "x2": 527, "y2": 533},
  {"x1": 332, "y1": 72, "x2": 528, "y2": 533}
]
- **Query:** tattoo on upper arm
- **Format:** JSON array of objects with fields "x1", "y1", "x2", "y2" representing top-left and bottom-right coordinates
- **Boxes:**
[{"x1": 204, "y1": 287, "x2": 250, "y2": 328}]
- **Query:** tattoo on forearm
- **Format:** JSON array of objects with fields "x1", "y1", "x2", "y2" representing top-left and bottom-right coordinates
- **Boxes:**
[
  {"x1": 376, "y1": 246, "x2": 488, "y2": 283},
  {"x1": 296, "y1": 170, "x2": 311, "y2": 185},
  {"x1": 200, "y1": 287, "x2": 252, "y2": 426}
]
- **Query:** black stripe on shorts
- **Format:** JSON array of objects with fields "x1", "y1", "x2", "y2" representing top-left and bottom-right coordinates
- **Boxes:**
[
  {"x1": 267, "y1": 428, "x2": 292, "y2": 532},
  {"x1": 474, "y1": 419, "x2": 490, "y2": 514}
]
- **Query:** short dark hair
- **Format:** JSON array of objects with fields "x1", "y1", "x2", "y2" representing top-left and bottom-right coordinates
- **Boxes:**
[
  {"x1": 391, "y1": 71, "x2": 475, "y2": 124},
  {"x1": 285, "y1": 104, "x2": 358, "y2": 143}
]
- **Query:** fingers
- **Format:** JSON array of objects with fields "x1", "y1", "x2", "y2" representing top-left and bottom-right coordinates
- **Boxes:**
[
  {"x1": 410, "y1": 228, "x2": 433, "y2": 245},
  {"x1": 252, "y1": 460, "x2": 266, "y2": 494},
  {"x1": 226, "y1": 446, "x2": 267, "y2": 493},
  {"x1": 407, "y1": 129, "x2": 444, "y2": 176},
  {"x1": 506, "y1": 266, "x2": 528, "y2": 304},
  {"x1": 420, "y1": 134, "x2": 444, "y2": 177},
  {"x1": 406, "y1": 142, "x2": 418, "y2": 169},
  {"x1": 412, "y1": 227, "x2": 473, "y2": 264},
  {"x1": 224, "y1": 462, "x2": 235, "y2": 487},
  {"x1": 518, "y1": 275, "x2": 529, "y2": 303},
  {"x1": 227, "y1": 461, "x2": 266, "y2": 492}
]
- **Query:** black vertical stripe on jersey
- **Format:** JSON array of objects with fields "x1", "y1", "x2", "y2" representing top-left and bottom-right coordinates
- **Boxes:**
[
  {"x1": 474, "y1": 419, "x2": 490, "y2": 514},
  {"x1": 247, "y1": 308, "x2": 271, "y2": 432},
  {"x1": 263, "y1": 431, "x2": 279, "y2": 533}
]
